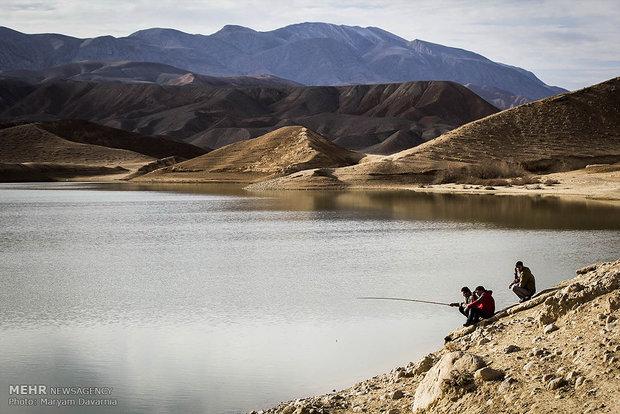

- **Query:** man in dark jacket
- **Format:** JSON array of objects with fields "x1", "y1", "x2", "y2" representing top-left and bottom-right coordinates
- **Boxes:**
[
  {"x1": 464, "y1": 286, "x2": 495, "y2": 326},
  {"x1": 510, "y1": 261, "x2": 536, "y2": 302},
  {"x1": 449, "y1": 286, "x2": 476, "y2": 319}
]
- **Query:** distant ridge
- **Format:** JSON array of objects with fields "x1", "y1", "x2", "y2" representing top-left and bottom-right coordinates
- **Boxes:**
[
  {"x1": 0, "y1": 78, "x2": 498, "y2": 154},
  {"x1": 0, "y1": 61, "x2": 300, "y2": 88},
  {"x1": 0, "y1": 23, "x2": 566, "y2": 108}
]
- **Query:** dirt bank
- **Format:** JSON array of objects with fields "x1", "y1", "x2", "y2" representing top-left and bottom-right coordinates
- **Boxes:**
[{"x1": 256, "y1": 260, "x2": 620, "y2": 414}]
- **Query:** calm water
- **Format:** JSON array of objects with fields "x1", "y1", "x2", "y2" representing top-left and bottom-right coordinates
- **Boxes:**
[{"x1": 0, "y1": 182, "x2": 618, "y2": 414}]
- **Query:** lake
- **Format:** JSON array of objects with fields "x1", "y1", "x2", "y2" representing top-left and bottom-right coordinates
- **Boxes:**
[{"x1": 1, "y1": 182, "x2": 618, "y2": 413}]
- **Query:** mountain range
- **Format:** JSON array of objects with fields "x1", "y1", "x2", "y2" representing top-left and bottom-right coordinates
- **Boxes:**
[{"x1": 0, "y1": 23, "x2": 566, "y2": 108}]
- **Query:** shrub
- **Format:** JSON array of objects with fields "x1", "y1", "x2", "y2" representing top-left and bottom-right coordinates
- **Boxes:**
[{"x1": 434, "y1": 161, "x2": 535, "y2": 185}]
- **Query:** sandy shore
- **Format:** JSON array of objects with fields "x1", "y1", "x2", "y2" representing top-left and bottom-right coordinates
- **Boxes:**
[
  {"x1": 243, "y1": 166, "x2": 620, "y2": 206},
  {"x1": 380, "y1": 167, "x2": 620, "y2": 204}
]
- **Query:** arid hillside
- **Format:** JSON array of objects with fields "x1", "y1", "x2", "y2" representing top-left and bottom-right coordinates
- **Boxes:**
[
  {"x1": 389, "y1": 76, "x2": 620, "y2": 172},
  {"x1": 36, "y1": 119, "x2": 207, "y2": 160},
  {"x1": 0, "y1": 123, "x2": 152, "y2": 165},
  {"x1": 139, "y1": 126, "x2": 362, "y2": 183},
  {"x1": 252, "y1": 77, "x2": 620, "y2": 191},
  {"x1": 0, "y1": 121, "x2": 206, "y2": 181},
  {"x1": 0, "y1": 78, "x2": 497, "y2": 154}
]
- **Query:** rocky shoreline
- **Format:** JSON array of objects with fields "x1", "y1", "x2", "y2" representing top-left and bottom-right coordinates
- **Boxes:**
[{"x1": 254, "y1": 260, "x2": 620, "y2": 414}]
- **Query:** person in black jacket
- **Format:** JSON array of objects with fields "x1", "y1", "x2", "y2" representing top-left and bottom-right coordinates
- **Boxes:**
[{"x1": 450, "y1": 286, "x2": 476, "y2": 319}]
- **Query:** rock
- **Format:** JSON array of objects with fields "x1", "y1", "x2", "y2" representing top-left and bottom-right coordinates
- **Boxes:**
[
  {"x1": 390, "y1": 390, "x2": 404, "y2": 400},
  {"x1": 575, "y1": 376, "x2": 585, "y2": 387},
  {"x1": 544, "y1": 323, "x2": 559, "y2": 334},
  {"x1": 475, "y1": 367, "x2": 505, "y2": 381},
  {"x1": 504, "y1": 345, "x2": 521, "y2": 353},
  {"x1": 411, "y1": 351, "x2": 485, "y2": 412},
  {"x1": 523, "y1": 362, "x2": 536, "y2": 372},
  {"x1": 498, "y1": 377, "x2": 518, "y2": 393},
  {"x1": 281, "y1": 405, "x2": 296, "y2": 414},
  {"x1": 395, "y1": 370, "x2": 407, "y2": 379},
  {"x1": 387, "y1": 409, "x2": 400, "y2": 414},
  {"x1": 412, "y1": 354, "x2": 436, "y2": 375},
  {"x1": 565, "y1": 370, "x2": 579, "y2": 382},
  {"x1": 530, "y1": 347, "x2": 549, "y2": 357},
  {"x1": 576, "y1": 264, "x2": 598, "y2": 274},
  {"x1": 548, "y1": 378, "x2": 568, "y2": 389},
  {"x1": 478, "y1": 337, "x2": 491, "y2": 346},
  {"x1": 606, "y1": 292, "x2": 620, "y2": 313},
  {"x1": 542, "y1": 374, "x2": 555, "y2": 382}
]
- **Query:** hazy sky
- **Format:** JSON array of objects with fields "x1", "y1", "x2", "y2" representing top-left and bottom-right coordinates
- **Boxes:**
[{"x1": 2, "y1": 0, "x2": 619, "y2": 90}]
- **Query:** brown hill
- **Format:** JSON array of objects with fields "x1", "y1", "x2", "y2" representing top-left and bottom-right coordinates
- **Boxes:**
[
  {"x1": 37, "y1": 119, "x2": 207, "y2": 160},
  {"x1": 388, "y1": 76, "x2": 620, "y2": 172},
  {"x1": 248, "y1": 77, "x2": 620, "y2": 199},
  {"x1": 139, "y1": 126, "x2": 362, "y2": 183},
  {"x1": 0, "y1": 78, "x2": 498, "y2": 154},
  {"x1": 0, "y1": 123, "x2": 160, "y2": 181},
  {"x1": 0, "y1": 124, "x2": 153, "y2": 165},
  {"x1": 260, "y1": 77, "x2": 620, "y2": 187}
]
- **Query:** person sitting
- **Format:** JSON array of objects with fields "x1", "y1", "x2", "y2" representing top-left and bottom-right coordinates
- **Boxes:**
[
  {"x1": 510, "y1": 260, "x2": 536, "y2": 302},
  {"x1": 464, "y1": 286, "x2": 495, "y2": 327},
  {"x1": 450, "y1": 286, "x2": 476, "y2": 319}
]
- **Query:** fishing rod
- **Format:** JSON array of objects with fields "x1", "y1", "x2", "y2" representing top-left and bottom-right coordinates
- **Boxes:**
[{"x1": 357, "y1": 296, "x2": 452, "y2": 306}]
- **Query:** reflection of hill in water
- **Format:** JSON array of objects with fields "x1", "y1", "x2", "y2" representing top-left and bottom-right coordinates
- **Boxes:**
[{"x1": 100, "y1": 183, "x2": 620, "y2": 231}]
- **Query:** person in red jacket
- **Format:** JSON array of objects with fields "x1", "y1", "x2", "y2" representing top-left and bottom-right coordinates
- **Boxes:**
[{"x1": 464, "y1": 285, "x2": 495, "y2": 327}]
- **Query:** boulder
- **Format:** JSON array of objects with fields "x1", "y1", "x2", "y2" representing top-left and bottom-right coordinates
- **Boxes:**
[
  {"x1": 504, "y1": 345, "x2": 521, "y2": 353},
  {"x1": 606, "y1": 292, "x2": 620, "y2": 313},
  {"x1": 548, "y1": 378, "x2": 568, "y2": 389},
  {"x1": 544, "y1": 323, "x2": 559, "y2": 334},
  {"x1": 412, "y1": 354, "x2": 437, "y2": 375},
  {"x1": 474, "y1": 367, "x2": 505, "y2": 381},
  {"x1": 411, "y1": 352, "x2": 485, "y2": 412},
  {"x1": 538, "y1": 263, "x2": 620, "y2": 326},
  {"x1": 478, "y1": 338, "x2": 491, "y2": 346},
  {"x1": 390, "y1": 390, "x2": 404, "y2": 400},
  {"x1": 498, "y1": 377, "x2": 518, "y2": 393}
]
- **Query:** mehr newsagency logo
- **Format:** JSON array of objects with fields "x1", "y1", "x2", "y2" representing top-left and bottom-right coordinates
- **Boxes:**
[{"x1": 8, "y1": 384, "x2": 118, "y2": 407}]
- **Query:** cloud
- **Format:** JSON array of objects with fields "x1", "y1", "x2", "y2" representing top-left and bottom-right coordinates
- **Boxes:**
[
  {"x1": 0, "y1": 0, "x2": 618, "y2": 89},
  {"x1": 4, "y1": 1, "x2": 56, "y2": 11}
]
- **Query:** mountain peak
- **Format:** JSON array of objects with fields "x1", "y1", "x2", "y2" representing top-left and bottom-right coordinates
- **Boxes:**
[
  {"x1": 129, "y1": 27, "x2": 189, "y2": 37},
  {"x1": 216, "y1": 24, "x2": 257, "y2": 34}
]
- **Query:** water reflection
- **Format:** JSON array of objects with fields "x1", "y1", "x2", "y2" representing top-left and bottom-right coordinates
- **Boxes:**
[{"x1": 93, "y1": 182, "x2": 619, "y2": 230}]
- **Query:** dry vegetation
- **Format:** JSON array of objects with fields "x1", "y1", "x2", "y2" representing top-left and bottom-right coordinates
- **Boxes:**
[{"x1": 432, "y1": 161, "x2": 540, "y2": 186}]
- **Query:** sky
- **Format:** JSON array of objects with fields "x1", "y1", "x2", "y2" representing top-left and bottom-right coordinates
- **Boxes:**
[{"x1": 2, "y1": 0, "x2": 619, "y2": 90}]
